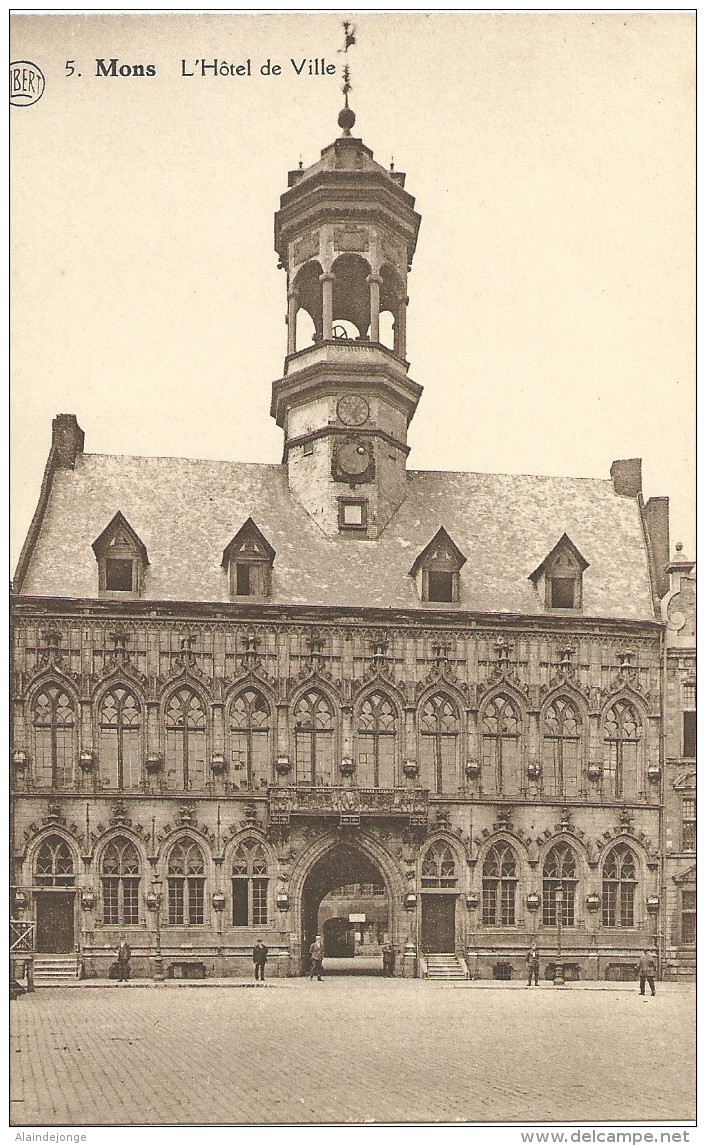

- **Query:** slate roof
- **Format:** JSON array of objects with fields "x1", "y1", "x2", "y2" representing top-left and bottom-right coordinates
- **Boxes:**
[{"x1": 16, "y1": 453, "x2": 656, "y2": 620}]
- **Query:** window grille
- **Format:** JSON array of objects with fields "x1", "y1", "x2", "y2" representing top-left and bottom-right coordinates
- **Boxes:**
[
  {"x1": 167, "y1": 840, "x2": 205, "y2": 925},
  {"x1": 357, "y1": 693, "x2": 397, "y2": 788},
  {"x1": 542, "y1": 842, "x2": 577, "y2": 926},
  {"x1": 32, "y1": 686, "x2": 76, "y2": 789},
  {"x1": 101, "y1": 837, "x2": 140, "y2": 925},
  {"x1": 601, "y1": 843, "x2": 636, "y2": 927},
  {"x1": 481, "y1": 695, "x2": 521, "y2": 795},
  {"x1": 231, "y1": 840, "x2": 269, "y2": 926}
]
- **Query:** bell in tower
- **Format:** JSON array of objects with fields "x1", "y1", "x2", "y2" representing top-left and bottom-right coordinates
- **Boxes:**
[{"x1": 270, "y1": 83, "x2": 423, "y2": 539}]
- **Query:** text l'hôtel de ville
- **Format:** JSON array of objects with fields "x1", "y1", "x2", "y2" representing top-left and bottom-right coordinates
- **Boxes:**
[{"x1": 91, "y1": 58, "x2": 336, "y2": 79}]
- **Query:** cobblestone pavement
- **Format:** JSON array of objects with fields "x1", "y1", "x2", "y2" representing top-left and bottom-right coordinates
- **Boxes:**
[{"x1": 10, "y1": 980, "x2": 695, "y2": 1125}]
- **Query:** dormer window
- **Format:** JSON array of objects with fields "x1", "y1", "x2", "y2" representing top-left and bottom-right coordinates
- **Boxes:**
[
  {"x1": 92, "y1": 512, "x2": 148, "y2": 596},
  {"x1": 410, "y1": 527, "x2": 467, "y2": 604},
  {"x1": 529, "y1": 533, "x2": 588, "y2": 612},
  {"x1": 222, "y1": 518, "x2": 275, "y2": 599}
]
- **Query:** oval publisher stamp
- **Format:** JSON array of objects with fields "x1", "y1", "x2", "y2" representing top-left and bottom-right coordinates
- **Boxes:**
[{"x1": 10, "y1": 61, "x2": 45, "y2": 107}]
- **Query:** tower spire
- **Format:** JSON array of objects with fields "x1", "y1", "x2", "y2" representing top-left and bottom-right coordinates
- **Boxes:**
[{"x1": 337, "y1": 21, "x2": 357, "y2": 136}]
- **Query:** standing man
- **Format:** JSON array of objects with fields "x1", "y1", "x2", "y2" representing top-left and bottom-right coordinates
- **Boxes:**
[
  {"x1": 309, "y1": 935, "x2": 324, "y2": 981},
  {"x1": 253, "y1": 939, "x2": 269, "y2": 982},
  {"x1": 116, "y1": 935, "x2": 131, "y2": 983},
  {"x1": 526, "y1": 941, "x2": 540, "y2": 987},
  {"x1": 638, "y1": 949, "x2": 657, "y2": 997},
  {"x1": 382, "y1": 941, "x2": 395, "y2": 977}
]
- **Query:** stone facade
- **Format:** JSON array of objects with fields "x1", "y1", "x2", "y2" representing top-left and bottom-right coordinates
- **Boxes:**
[
  {"x1": 11, "y1": 608, "x2": 666, "y2": 980},
  {"x1": 661, "y1": 547, "x2": 696, "y2": 979}
]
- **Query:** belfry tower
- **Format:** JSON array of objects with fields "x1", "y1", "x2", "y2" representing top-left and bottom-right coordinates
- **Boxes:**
[{"x1": 271, "y1": 95, "x2": 423, "y2": 539}]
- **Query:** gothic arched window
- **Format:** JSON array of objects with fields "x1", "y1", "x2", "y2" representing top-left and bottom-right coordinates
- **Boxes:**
[
  {"x1": 231, "y1": 840, "x2": 269, "y2": 926},
  {"x1": 164, "y1": 688, "x2": 207, "y2": 792},
  {"x1": 167, "y1": 839, "x2": 205, "y2": 925},
  {"x1": 99, "y1": 687, "x2": 142, "y2": 791},
  {"x1": 32, "y1": 686, "x2": 76, "y2": 790},
  {"x1": 602, "y1": 843, "x2": 637, "y2": 927},
  {"x1": 542, "y1": 697, "x2": 581, "y2": 796},
  {"x1": 419, "y1": 694, "x2": 459, "y2": 794},
  {"x1": 356, "y1": 693, "x2": 397, "y2": 788},
  {"x1": 101, "y1": 837, "x2": 140, "y2": 925},
  {"x1": 35, "y1": 836, "x2": 75, "y2": 886},
  {"x1": 229, "y1": 690, "x2": 271, "y2": 789},
  {"x1": 542, "y1": 842, "x2": 578, "y2": 927},
  {"x1": 294, "y1": 691, "x2": 335, "y2": 786},
  {"x1": 482, "y1": 842, "x2": 517, "y2": 926},
  {"x1": 421, "y1": 841, "x2": 457, "y2": 888},
  {"x1": 481, "y1": 695, "x2": 521, "y2": 795},
  {"x1": 603, "y1": 700, "x2": 641, "y2": 799}
]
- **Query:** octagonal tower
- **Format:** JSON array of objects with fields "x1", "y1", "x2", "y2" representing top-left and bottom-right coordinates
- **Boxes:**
[{"x1": 271, "y1": 108, "x2": 423, "y2": 539}]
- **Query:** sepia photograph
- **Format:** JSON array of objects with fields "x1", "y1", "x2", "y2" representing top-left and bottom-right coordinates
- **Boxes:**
[{"x1": 9, "y1": 10, "x2": 695, "y2": 1136}]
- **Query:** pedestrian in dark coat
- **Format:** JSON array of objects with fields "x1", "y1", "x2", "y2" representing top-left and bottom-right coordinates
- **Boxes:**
[
  {"x1": 526, "y1": 941, "x2": 540, "y2": 986},
  {"x1": 382, "y1": 941, "x2": 396, "y2": 977},
  {"x1": 253, "y1": 939, "x2": 269, "y2": 981},
  {"x1": 116, "y1": 935, "x2": 131, "y2": 983},
  {"x1": 638, "y1": 950, "x2": 657, "y2": 996},
  {"x1": 309, "y1": 936, "x2": 324, "y2": 981}
]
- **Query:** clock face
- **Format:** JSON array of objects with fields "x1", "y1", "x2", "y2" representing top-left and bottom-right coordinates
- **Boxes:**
[
  {"x1": 335, "y1": 437, "x2": 373, "y2": 480},
  {"x1": 337, "y1": 394, "x2": 370, "y2": 427}
]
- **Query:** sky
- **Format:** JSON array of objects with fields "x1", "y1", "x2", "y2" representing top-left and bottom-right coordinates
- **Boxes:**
[{"x1": 10, "y1": 12, "x2": 695, "y2": 574}]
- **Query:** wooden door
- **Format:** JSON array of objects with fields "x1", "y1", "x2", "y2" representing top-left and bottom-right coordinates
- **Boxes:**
[
  {"x1": 36, "y1": 893, "x2": 75, "y2": 953},
  {"x1": 421, "y1": 894, "x2": 456, "y2": 953}
]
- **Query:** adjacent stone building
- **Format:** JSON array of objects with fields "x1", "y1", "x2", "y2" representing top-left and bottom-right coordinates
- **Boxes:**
[
  {"x1": 11, "y1": 103, "x2": 683, "y2": 981},
  {"x1": 661, "y1": 545, "x2": 696, "y2": 979}
]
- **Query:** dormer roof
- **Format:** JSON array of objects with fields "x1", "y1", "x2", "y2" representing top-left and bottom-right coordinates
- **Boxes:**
[
  {"x1": 409, "y1": 527, "x2": 467, "y2": 578},
  {"x1": 91, "y1": 511, "x2": 149, "y2": 565},
  {"x1": 529, "y1": 533, "x2": 589, "y2": 583},
  {"x1": 221, "y1": 518, "x2": 276, "y2": 569}
]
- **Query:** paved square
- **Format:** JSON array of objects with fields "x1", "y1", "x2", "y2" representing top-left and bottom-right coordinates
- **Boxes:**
[{"x1": 10, "y1": 980, "x2": 695, "y2": 1125}]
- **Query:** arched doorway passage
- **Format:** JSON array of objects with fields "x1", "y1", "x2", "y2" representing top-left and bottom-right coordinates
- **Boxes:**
[{"x1": 301, "y1": 843, "x2": 391, "y2": 976}]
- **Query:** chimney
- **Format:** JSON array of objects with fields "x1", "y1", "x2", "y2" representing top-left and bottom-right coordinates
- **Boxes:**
[
  {"x1": 643, "y1": 496, "x2": 670, "y2": 599},
  {"x1": 610, "y1": 458, "x2": 642, "y2": 498},
  {"x1": 52, "y1": 414, "x2": 85, "y2": 469}
]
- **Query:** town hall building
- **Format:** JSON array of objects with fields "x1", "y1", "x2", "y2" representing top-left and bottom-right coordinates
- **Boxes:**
[{"x1": 11, "y1": 97, "x2": 688, "y2": 983}]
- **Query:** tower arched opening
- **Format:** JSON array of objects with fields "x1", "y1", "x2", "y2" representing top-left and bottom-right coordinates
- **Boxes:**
[
  {"x1": 331, "y1": 254, "x2": 372, "y2": 339},
  {"x1": 380, "y1": 263, "x2": 406, "y2": 355},
  {"x1": 291, "y1": 260, "x2": 323, "y2": 351}
]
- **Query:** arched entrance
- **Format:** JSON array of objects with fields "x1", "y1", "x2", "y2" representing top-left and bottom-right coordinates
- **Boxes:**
[{"x1": 300, "y1": 842, "x2": 392, "y2": 976}]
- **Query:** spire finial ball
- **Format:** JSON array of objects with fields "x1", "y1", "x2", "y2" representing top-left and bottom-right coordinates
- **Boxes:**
[
  {"x1": 676, "y1": 542, "x2": 683, "y2": 552},
  {"x1": 338, "y1": 106, "x2": 356, "y2": 135}
]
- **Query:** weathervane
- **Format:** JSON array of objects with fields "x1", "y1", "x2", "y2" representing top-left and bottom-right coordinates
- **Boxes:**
[{"x1": 337, "y1": 20, "x2": 357, "y2": 136}]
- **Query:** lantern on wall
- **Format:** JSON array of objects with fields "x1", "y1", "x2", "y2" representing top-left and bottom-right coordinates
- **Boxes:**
[
  {"x1": 79, "y1": 748, "x2": 95, "y2": 771},
  {"x1": 587, "y1": 762, "x2": 602, "y2": 782},
  {"x1": 276, "y1": 755, "x2": 291, "y2": 776},
  {"x1": 465, "y1": 760, "x2": 480, "y2": 780},
  {"x1": 527, "y1": 761, "x2": 541, "y2": 781},
  {"x1": 12, "y1": 749, "x2": 28, "y2": 771},
  {"x1": 276, "y1": 890, "x2": 290, "y2": 911},
  {"x1": 340, "y1": 757, "x2": 355, "y2": 777},
  {"x1": 210, "y1": 753, "x2": 227, "y2": 775},
  {"x1": 212, "y1": 891, "x2": 226, "y2": 911},
  {"x1": 146, "y1": 753, "x2": 163, "y2": 774},
  {"x1": 646, "y1": 895, "x2": 660, "y2": 915},
  {"x1": 585, "y1": 892, "x2": 600, "y2": 912},
  {"x1": 403, "y1": 759, "x2": 419, "y2": 779},
  {"x1": 646, "y1": 763, "x2": 661, "y2": 783},
  {"x1": 526, "y1": 892, "x2": 541, "y2": 912},
  {"x1": 465, "y1": 891, "x2": 480, "y2": 910},
  {"x1": 404, "y1": 892, "x2": 417, "y2": 910},
  {"x1": 81, "y1": 891, "x2": 95, "y2": 910}
]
